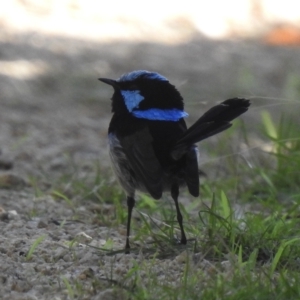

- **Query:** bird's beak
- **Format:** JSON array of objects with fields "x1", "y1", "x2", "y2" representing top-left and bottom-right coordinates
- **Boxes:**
[{"x1": 98, "y1": 78, "x2": 119, "y2": 89}]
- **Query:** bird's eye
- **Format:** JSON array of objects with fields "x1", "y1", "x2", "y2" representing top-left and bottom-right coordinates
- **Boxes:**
[{"x1": 129, "y1": 84, "x2": 138, "y2": 90}]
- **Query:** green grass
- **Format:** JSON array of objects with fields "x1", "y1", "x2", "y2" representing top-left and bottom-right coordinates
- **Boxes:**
[
  {"x1": 26, "y1": 235, "x2": 46, "y2": 261},
  {"x1": 46, "y1": 109, "x2": 300, "y2": 299}
]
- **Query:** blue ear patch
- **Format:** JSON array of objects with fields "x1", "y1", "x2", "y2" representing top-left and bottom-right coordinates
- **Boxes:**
[
  {"x1": 132, "y1": 108, "x2": 188, "y2": 121},
  {"x1": 118, "y1": 70, "x2": 168, "y2": 82},
  {"x1": 121, "y1": 90, "x2": 144, "y2": 112}
]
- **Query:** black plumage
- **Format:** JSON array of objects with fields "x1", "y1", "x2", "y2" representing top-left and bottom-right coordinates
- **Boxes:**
[{"x1": 99, "y1": 70, "x2": 250, "y2": 253}]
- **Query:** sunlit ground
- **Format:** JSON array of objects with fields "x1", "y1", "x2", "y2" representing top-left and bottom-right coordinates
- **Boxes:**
[
  {"x1": 1, "y1": 0, "x2": 300, "y2": 84},
  {"x1": 1, "y1": 0, "x2": 300, "y2": 42}
]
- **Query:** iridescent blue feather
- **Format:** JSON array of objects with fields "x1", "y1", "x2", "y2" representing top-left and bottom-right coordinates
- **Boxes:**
[
  {"x1": 118, "y1": 70, "x2": 168, "y2": 82},
  {"x1": 121, "y1": 90, "x2": 144, "y2": 112},
  {"x1": 132, "y1": 108, "x2": 188, "y2": 121}
]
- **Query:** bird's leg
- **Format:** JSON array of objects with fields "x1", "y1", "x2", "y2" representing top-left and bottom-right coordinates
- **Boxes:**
[
  {"x1": 171, "y1": 184, "x2": 187, "y2": 244},
  {"x1": 125, "y1": 196, "x2": 135, "y2": 253}
]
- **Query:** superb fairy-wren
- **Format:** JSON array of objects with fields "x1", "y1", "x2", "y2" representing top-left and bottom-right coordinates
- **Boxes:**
[{"x1": 99, "y1": 70, "x2": 250, "y2": 253}]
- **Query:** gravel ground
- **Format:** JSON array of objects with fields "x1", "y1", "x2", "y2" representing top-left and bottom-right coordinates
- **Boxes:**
[{"x1": 1, "y1": 30, "x2": 300, "y2": 299}]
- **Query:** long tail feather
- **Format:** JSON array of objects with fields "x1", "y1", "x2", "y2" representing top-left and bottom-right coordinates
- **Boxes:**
[{"x1": 171, "y1": 98, "x2": 250, "y2": 160}]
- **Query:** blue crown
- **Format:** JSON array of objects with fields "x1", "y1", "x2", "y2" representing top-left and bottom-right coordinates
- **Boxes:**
[{"x1": 117, "y1": 70, "x2": 168, "y2": 82}]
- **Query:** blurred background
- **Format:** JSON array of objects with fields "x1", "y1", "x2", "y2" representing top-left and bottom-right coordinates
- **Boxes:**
[{"x1": 0, "y1": 0, "x2": 300, "y2": 182}]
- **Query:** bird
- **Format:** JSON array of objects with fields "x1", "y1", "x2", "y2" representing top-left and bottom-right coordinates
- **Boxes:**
[{"x1": 99, "y1": 70, "x2": 250, "y2": 253}]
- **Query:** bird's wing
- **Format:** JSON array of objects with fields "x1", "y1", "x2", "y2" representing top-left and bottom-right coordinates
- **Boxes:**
[
  {"x1": 184, "y1": 146, "x2": 200, "y2": 197},
  {"x1": 119, "y1": 127, "x2": 163, "y2": 199}
]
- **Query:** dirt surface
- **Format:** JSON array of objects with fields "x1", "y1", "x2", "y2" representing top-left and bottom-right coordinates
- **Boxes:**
[{"x1": 1, "y1": 30, "x2": 300, "y2": 299}]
